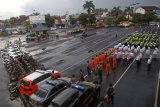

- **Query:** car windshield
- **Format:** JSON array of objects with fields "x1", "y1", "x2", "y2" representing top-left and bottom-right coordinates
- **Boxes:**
[
  {"x1": 20, "y1": 80, "x2": 30, "y2": 87},
  {"x1": 34, "y1": 88, "x2": 48, "y2": 98}
]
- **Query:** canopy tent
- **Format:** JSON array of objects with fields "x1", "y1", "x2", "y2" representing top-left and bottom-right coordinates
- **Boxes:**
[{"x1": 31, "y1": 24, "x2": 49, "y2": 31}]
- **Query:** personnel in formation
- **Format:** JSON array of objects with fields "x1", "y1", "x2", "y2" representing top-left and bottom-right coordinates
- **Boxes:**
[{"x1": 106, "y1": 62, "x2": 110, "y2": 76}]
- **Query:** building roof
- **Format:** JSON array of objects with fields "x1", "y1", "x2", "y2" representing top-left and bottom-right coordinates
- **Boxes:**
[
  {"x1": 32, "y1": 23, "x2": 49, "y2": 31},
  {"x1": 139, "y1": 6, "x2": 160, "y2": 11}
]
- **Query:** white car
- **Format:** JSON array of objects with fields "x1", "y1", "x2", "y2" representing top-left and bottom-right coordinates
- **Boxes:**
[{"x1": 12, "y1": 31, "x2": 19, "y2": 34}]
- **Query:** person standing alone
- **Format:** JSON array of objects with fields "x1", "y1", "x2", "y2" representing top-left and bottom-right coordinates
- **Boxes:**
[{"x1": 107, "y1": 83, "x2": 115, "y2": 106}]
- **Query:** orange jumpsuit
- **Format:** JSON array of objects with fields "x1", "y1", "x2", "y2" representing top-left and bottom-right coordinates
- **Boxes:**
[
  {"x1": 101, "y1": 53, "x2": 105, "y2": 65},
  {"x1": 91, "y1": 59, "x2": 95, "y2": 71},
  {"x1": 106, "y1": 63, "x2": 110, "y2": 76},
  {"x1": 112, "y1": 58, "x2": 117, "y2": 69},
  {"x1": 95, "y1": 56, "x2": 99, "y2": 68},
  {"x1": 106, "y1": 56, "x2": 110, "y2": 63}
]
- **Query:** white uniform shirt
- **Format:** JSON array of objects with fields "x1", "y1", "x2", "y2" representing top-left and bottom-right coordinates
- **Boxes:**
[
  {"x1": 137, "y1": 46, "x2": 140, "y2": 52},
  {"x1": 131, "y1": 46, "x2": 135, "y2": 51},
  {"x1": 114, "y1": 45, "x2": 118, "y2": 49},
  {"x1": 124, "y1": 46, "x2": 128, "y2": 51},
  {"x1": 153, "y1": 50, "x2": 158, "y2": 55},
  {"x1": 134, "y1": 48, "x2": 137, "y2": 53},
  {"x1": 128, "y1": 47, "x2": 131, "y2": 51},
  {"x1": 119, "y1": 47, "x2": 122, "y2": 51},
  {"x1": 118, "y1": 43, "x2": 122, "y2": 47},
  {"x1": 136, "y1": 55, "x2": 140, "y2": 61},
  {"x1": 147, "y1": 59, "x2": 151, "y2": 64},
  {"x1": 139, "y1": 53, "x2": 142, "y2": 59},
  {"x1": 146, "y1": 49, "x2": 150, "y2": 55}
]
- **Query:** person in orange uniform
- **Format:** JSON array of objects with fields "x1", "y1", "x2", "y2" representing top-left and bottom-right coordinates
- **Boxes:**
[
  {"x1": 106, "y1": 55, "x2": 110, "y2": 63},
  {"x1": 112, "y1": 57, "x2": 117, "y2": 70},
  {"x1": 101, "y1": 52, "x2": 106, "y2": 66},
  {"x1": 91, "y1": 58, "x2": 95, "y2": 72},
  {"x1": 95, "y1": 55, "x2": 99, "y2": 68},
  {"x1": 98, "y1": 53, "x2": 102, "y2": 67},
  {"x1": 106, "y1": 62, "x2": 110, "y2": 76}
]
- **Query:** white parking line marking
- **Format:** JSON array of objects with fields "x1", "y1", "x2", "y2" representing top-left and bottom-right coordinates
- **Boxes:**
[
  {"x1": 113, "y1": 59, "x2": 136, "y2": 88},
  {"x1": 154, "y1": 69, "x2": 160, "y2": 107}
]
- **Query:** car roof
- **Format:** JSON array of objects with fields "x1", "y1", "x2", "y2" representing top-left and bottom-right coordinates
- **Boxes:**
[
  {"x1": 70, "y1": 84, "x2": 88, "y2": 92},
  {"x1": 46, "y1": 79, "x2": 67, "y2": 86},
  {"x1": 25, "y1": 70, "x2": 48, "y2": 81},
  {"x1": 51, "y1": 88, "x2": 79, "y2": 107},
  {"x1": 78, "y1": 81, "x2": 97, "y2": 88},
  {"x1": 40, "y1": 83, "x2": 56, "y2": 91}
]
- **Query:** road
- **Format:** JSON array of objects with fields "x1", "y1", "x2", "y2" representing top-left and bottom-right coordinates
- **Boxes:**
[{"x1": 0, "y1": 27, "x2": 159, "y2": 107}]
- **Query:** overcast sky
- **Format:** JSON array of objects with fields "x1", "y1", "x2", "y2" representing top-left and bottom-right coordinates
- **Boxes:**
[{"x1": 0, "y1": 0, "x2": 159, "y2": 20}]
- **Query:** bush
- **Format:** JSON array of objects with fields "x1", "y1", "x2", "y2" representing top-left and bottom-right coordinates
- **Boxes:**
[
  {"x1": 104, "y1": 18, "x2": 116, "y2": 26},
  {"x1": 0, "y1": 32, "x2": 8, "y2": 37}
]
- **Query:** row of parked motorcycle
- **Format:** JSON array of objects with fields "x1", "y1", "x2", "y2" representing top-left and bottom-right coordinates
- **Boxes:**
[{"x1": 0, "y1": 39, "x2": 45, "y2": 100}]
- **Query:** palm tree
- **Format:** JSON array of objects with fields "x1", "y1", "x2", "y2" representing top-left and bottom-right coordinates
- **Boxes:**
[
  {"x1": 124, "y1": 6, "x2": 134, "y2": 20},
  {"x1": 83, "y1": 1, "x2": 95, "y2": 15},
  {"x1": 111, "y1": 6, "x2": 122, "y2": 18},
  {"x1": 83, "y1": 1, "x2": 95, "y2": 26},
  {"x1": 124, "y1": 6, "x2": 134, "y2": 15}
]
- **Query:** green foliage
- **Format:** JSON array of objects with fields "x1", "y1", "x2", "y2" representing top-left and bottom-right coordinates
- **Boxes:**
[
  {"x1": 142, "y1": 12, "x2": 156, "y2": 23},
  {"x1": 117, "y1": 16, "x2": 128, "y2": 22},
  {"x1": 83, "y1": 1, "x2": 95, "y2": 15},
  {"x1": 78, "y1": 13, "x2": 96, "y2": 26},
  {"x1": 0, "y1": 32, "x2": 8, "y2": 36},
  {"x1": 132, "y1": 13, "x2": 143, "y2": 24},
  {"x1": 110, "y1": 6, "x2": 122, "y2": 18},
  {"x1": 69, "y1": 15, "x2": 77, "y2": 25},
  {"x1": 78, "y1": 13, "x2": 88, "y2": 26},
  {"x1": 23, "y1": 20, "x2": 31, "y2": 29},
  {"x1": 94, "y1": 8, "x2": 108, "y2": 15},
  {"x1": 132, "y1": 12, "x2": 157, "y2": 24},
  {"x1": 104, "y1": 18, "x2": 116, "y2": 26},
  {"x1": 45, "y1": 14, "x2": 54, "y2": 27},
  {"x1": 124, "y1": 6, "x2": 134, "y2": 14}
]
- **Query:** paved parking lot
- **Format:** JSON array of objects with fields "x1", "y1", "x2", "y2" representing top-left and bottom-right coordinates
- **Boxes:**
[{"x1": 0, "y1": 27, "x2": 159, "y2": 107}]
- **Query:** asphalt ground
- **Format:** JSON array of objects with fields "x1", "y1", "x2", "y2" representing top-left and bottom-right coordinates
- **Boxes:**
[{"x1": 0, "y1": 26, "x2": 159, "y2": 107}]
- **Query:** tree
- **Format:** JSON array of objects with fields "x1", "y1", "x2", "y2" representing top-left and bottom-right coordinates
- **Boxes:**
[
  {"x1": 69, "y1": 15, "x2": 77, "y2": 25},
  {"x1": 104, "y1": 18, "x2": 116, "y2": 26},
  {"x1": 78, "y1": 13, "x2": 88, "y2": 26},
  {"x1": 78, "y1": 13, "x2": 96, "y2": 26},
  {"x1": 83, "y1": 1, "x2": 95, "y2": 15},
  {"x1": 9, "y1": 17, "x2": 17, "y2": 26},
  {"x1": 94, "y1": 8, "x2": 108, "y2": 15},
  {"x1": 32, "y1": 12, "x2": 40, "y2": 16},
  {"x1": 142, "y1": 12, "x2": 156, "y2": 24},
  {"x1": 124, "y1": 6, "x2": 134, "y2": 15},
  {"x1": 23, "y1": 20, "x2": 31, "y2": 29},
  {"x1": 45, "y1": 14, "x2": 54, "y2": 27},
  {"x1": 132, "y1": 13, "x2": 143, "y2": 24},
  {"x1": 111, "y1": 6, "x2": 122, "y2": 18},
  {"x1": 117, "y1": 16, "x2": 128, "y2": 22}
]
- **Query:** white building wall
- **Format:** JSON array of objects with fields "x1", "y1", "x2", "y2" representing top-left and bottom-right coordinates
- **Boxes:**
[{"x1": 135, "y1": 7, "x2": 146, "y2": 14}]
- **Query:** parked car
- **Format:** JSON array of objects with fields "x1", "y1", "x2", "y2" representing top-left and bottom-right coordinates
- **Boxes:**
[
  {"x1": 26, "y1": 33, "x2": 37, "y2": 42},
  {"x1": 49, "y1": 88, "x2": 78, "y2": 107},
  {"x1": 29, "y1": 79, "x2": 69, "y2": 107},
  {"x1": 12, "y1": 31, "x2": 19, "y2": 34},
  {"x1": 49, "y1": 81, "x2": 100, "y2": 107},
  {"x1": 19, "y1": 70, "x2": 52, "y2": 96}
]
